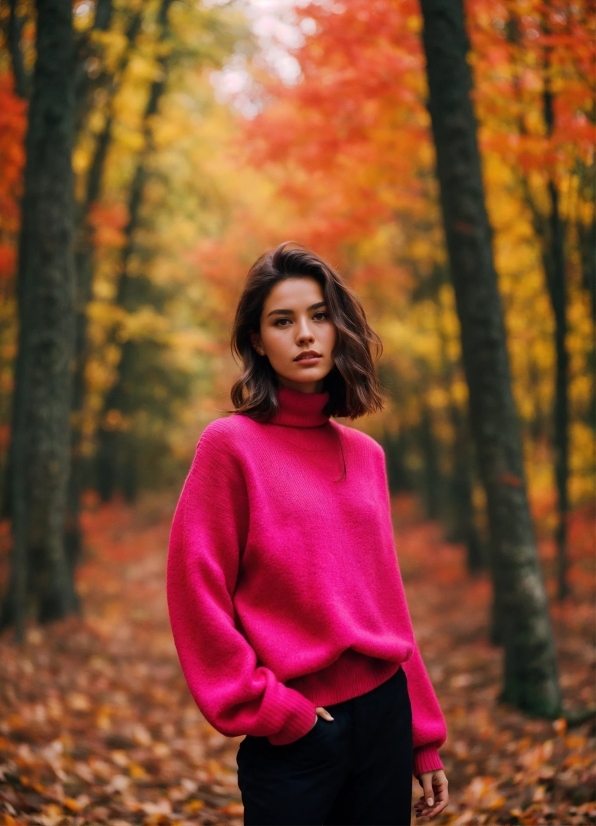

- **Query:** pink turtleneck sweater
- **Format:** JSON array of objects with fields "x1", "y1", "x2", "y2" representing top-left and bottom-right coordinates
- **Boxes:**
[{"x1": 167, "y1": 386, "x2": 447, "y2": 777}]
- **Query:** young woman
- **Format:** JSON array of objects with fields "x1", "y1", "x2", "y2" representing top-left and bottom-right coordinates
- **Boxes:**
[{"x1": 167, "y1": 242, "x2": 449, "y2": 825}]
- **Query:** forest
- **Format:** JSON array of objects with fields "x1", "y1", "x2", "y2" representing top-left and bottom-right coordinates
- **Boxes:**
[{"x1": 0, "y1": 0, "x2": 594, "y2": 823}]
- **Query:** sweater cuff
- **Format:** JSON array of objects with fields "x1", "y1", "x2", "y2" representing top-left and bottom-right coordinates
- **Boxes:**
[
  {"x1": 414, "y1": 744, "x2": 444, "y2": 777},
  {"x1": 267, "y1": 692, "x2": 317, "y2": 746}
]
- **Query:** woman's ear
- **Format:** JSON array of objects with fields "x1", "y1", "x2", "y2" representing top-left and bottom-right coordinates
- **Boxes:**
[{"x1": 250, "y1": 331, "x2": 265, "y2": 356}]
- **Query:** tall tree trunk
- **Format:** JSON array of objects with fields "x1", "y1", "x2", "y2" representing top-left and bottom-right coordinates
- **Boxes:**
[
  {"x1": 435, "y1": 285, "x2": 484, "y2": 570},
  {"x1": 420, "y1": 402, "x2": 441, "y2": 520},
  {"x1": 506, "y1": 6, "x2": 573, "y2": 600},
  {"x1": 95, "y1": 0, "x2": 173, "y2": 501},
  {"x1": 419, "y1": 0, "x2": 561, "y2": 715},
  {"x1": 448, "y1": 400, "x2": 485, "y2": 572},
  {"x1": 577, "y1": 203, "x2": 596, "y2": 321},
  {"x1": 66, "y1": 9, "x2": 143, "y2": 566},
  {"x1": 1, "y1": 0, "x2": 78, "y2": 639},
  {"x1": 542, "y1": 33, "x2": 570, "y2": 600}
]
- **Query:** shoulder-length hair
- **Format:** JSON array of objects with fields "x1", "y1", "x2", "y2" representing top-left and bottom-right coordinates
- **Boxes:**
[{"x1": 230, "y1": 241, "x2": 384, "y2": 420}]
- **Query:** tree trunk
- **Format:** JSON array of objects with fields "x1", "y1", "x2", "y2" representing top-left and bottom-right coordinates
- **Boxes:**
[
  {"x1": 577, "y1": 207, "x2": 596, "y2": 321},
  {"x1": 66, "y1": 9, "x2": 143, "y2": 565},
  {"x1": 420, "y1": 403, "x2": 441, "y2": 520},
  {"x1": 419, "y1": 0, "x2": 561, "y2": 715},
  {"x1": 2, "y1": 0, "x2": 78, "y2": 638},
  {"x1": 542, "y1": 36, "x2": 570, "y2": 599},
  {"x1": 95, "y1": 0, "x2": 173, "y2": 500},
  {"x1": 448, "y1": 400, "x2": 485, "y2": 572}
]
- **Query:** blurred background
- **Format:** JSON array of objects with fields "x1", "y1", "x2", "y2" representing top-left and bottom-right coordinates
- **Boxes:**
[{"x1": 0, "y1": 1, "x2": 594, "y2": 824}]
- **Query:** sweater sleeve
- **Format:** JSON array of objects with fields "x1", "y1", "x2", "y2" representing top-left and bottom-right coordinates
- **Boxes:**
[
  {"x1": 401, "y1": 642, "x2": 447, "y2": 777},
  {"x1": 166, "y1": 422, "x2": 317, "y2": 745},
  {"x1": 374, "y1": 441, "x2": 447, "y2": 778}
]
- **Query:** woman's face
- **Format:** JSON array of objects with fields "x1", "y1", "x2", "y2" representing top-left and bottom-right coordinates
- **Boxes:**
[{"x1": 250, "y1": 277, "x2": 337, "y2": 394}]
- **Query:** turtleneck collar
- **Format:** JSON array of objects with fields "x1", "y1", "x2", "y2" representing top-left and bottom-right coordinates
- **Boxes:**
[{"x1": 270, "y1": 385, "x2": 330, "y2": 428}]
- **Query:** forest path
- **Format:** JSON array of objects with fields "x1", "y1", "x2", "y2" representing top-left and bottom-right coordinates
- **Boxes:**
[{"x1": 0, "y1": 492, "x2": 593, "y2": 825}]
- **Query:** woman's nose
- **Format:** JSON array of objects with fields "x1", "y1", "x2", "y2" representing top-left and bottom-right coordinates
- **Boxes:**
[{"x1": 296, "y1": 319, "x2": 314, "y2": 343}]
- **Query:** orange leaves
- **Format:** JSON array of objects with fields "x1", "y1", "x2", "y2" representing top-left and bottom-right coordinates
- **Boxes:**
[
  {"x1": 0, "y1": 72, "x2": 26, "y2": 282},
  {"x1": 87, "y1": 202, "x2": 129, "y2": 250},
  {"x1": 0, "y1": 246, "x2": 16, "y2": 282},
  {"x1": 462, "y1": 776, "x2": 506, "y2": 811},
  {"x1": 0, "y1": 494, "x2": 594, "y2": 823},
  {"x1": 0, "y1": 500, "x2": 246, "y2": 824},
  {"x1": 239, "y1": 0, "x2": 433, "y2": 251}
]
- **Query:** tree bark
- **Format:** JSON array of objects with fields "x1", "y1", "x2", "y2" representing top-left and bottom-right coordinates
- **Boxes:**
[
  {"x1": 420, "y1": 403, "x2": 441, "y2": 520},
  {"x1": 2, "y1": 0, "x2": 78, "y2": 638},
  {"x1": 542, "y1": 34, "x2": 570, "y2": 599},
  {"x1": 419, "y1": 0, "x2": 561, "y2": 715},
  {"x1": 448, "y1": 400, "x2": 485, "y2": 572}
]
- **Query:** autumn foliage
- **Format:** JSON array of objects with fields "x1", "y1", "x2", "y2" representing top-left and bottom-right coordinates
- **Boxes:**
[
  {"x1": 0, "y1": 0, "x2": 594, "y2": 822},
  {"x1": 0, "y1": 494, "x2": 594, "y2": 824},
  {"x1": 0, "y1": 73, "x2": 25, "y2": 283}
]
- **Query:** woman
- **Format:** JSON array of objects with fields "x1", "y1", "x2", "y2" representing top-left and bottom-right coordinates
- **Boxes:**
[{"x1": 167, "y1": 242, "x2": 449, "y2": 825}]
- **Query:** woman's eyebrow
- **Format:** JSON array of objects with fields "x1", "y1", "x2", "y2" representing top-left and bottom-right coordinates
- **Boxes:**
[{"x1": 266, "y1": 301, "x2": 327, "y2": 318}]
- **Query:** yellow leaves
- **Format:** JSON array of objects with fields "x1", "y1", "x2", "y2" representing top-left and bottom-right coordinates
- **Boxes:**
[
  {"x1": 118, "y1": 307, "x2": 169, "y2": 343},
  {"x1": 451, "y1": 379, "x2": 468, "y2": 406},
  {"x1": 152, "y1": 119, "x2": 195, "y2": 150},
  {"x1": 91, "y1": 30, "x2": 130, "y2": 54},
  {"x1": 219, "y1": 801, "x2": 244, "y2": 816},
  {"x1": 90, "y1": 29, "x2": 132, "y2": 74},
  {"x1": 128, "y1": 761, "x2": 149, "y2": 779},
  {"x1": 183, "y1": 798, "x2": 205, "y2": 813},
  {"x1": 95, "y1": 705, "x2": 112, "y2": 730},
  {"x1": 564, "y1": 733, "x2": 586, "y2": 749},
  {"x1": 88, "y1": 108, "x2": 108, "y2": 136},
  {"x1": 519, "y1": 739, "x2": 553, "y2": 770},
  {"x1": 102, "y1": 409, "x2": 131, "y2": 432},
  {"x1": 132, "y1": 723, "x2": 153, "y2": 747},
  {"x1": 426, "y1": 386, "x2": 450, "y2": 410},
  {"x1": 38, "y1": 804, "x2": 63, "y2": 826},
  {"x1": 63, "y1": 796, "x2": 83, "y2": 812},
  {"x1": 66, "y1": 692, "x2": 91, "y2": 712},
  {"x1": 72, "y1": 145, "x2": 90, "y2": 176},
  {"x1": 112, "y1": 126, "x2": 146, "y2": 154},
  {"x1": 462, "y1": 775, "x2": 506, "y2": 811},
  {"x1": 127, "y1": 54, "x2": 165, "y2": 85}
]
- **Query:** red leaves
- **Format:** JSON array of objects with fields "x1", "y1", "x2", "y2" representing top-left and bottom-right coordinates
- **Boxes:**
[
  {"x1": 87, "y1": 202, "x2": 129, "y2": 250},
  {"x1": 0, "y1": 73, "x2": 26, "y2": 283}
]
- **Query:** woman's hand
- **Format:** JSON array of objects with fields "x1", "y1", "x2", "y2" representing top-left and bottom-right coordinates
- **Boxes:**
[
  {"x1": 309, "y1": 706, "x2": 334, "y2": 730},
  {"x1": 414, "y1": 769, "x2": 449, "y2": 819}
]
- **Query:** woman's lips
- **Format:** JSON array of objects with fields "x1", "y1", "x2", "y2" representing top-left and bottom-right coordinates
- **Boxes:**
[
  {"x1": 294, "y1": 351, "x2": 322, "y2": 365},
  {"x1": 295, "y1": 356, "x2": 322, "y2": 366}
]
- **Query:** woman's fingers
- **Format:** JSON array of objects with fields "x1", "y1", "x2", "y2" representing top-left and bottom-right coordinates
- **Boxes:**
[
  {"x1": 315, "y1": 706, "x2": 334, "y2": 721},
  {"x1": 415, "y1": 771, "x2": 449, "y2": 819}
]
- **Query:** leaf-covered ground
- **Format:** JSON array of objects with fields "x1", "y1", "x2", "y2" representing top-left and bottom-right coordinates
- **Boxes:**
[{"x1": 0, "y1": 492, "x2": 594, "y2": 825}]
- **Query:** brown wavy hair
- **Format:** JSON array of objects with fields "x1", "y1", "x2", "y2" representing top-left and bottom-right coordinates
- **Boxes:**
[{"x1": 230, "y1": 241, "x2": 384, "y2": 420}]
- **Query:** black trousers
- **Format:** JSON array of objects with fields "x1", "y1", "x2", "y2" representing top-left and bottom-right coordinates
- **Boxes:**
[{"x1": 236, "y1": 665, "x2": 413, "y2": 826}]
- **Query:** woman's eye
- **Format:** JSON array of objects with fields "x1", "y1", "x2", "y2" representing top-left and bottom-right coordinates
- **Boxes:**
[
  {"x1": 313, "y1": 312, "x2": 329, "y2": 321},
  {"x1": 274, "y1": 318, "x2": 292, "y2": 327}
]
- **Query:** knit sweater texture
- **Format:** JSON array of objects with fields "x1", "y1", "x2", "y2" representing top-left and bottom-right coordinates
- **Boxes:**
[{"x1": 166, "y1": 385, "x2": 447, "y2": 777}]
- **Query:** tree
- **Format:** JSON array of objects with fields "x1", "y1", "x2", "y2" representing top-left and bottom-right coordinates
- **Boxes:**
[
  {"x1": 94, "y1": 0, "x2": 176, "y2": 502},
  {"x1": 419, "y1": 0, "x2": 561, "y2": 714},
  {"x1": 2, "y1": 0, "x2": 78, "y2": 638},
  {"x1": 66, "y1": 5, "x2": 142, "y2": 565}
]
